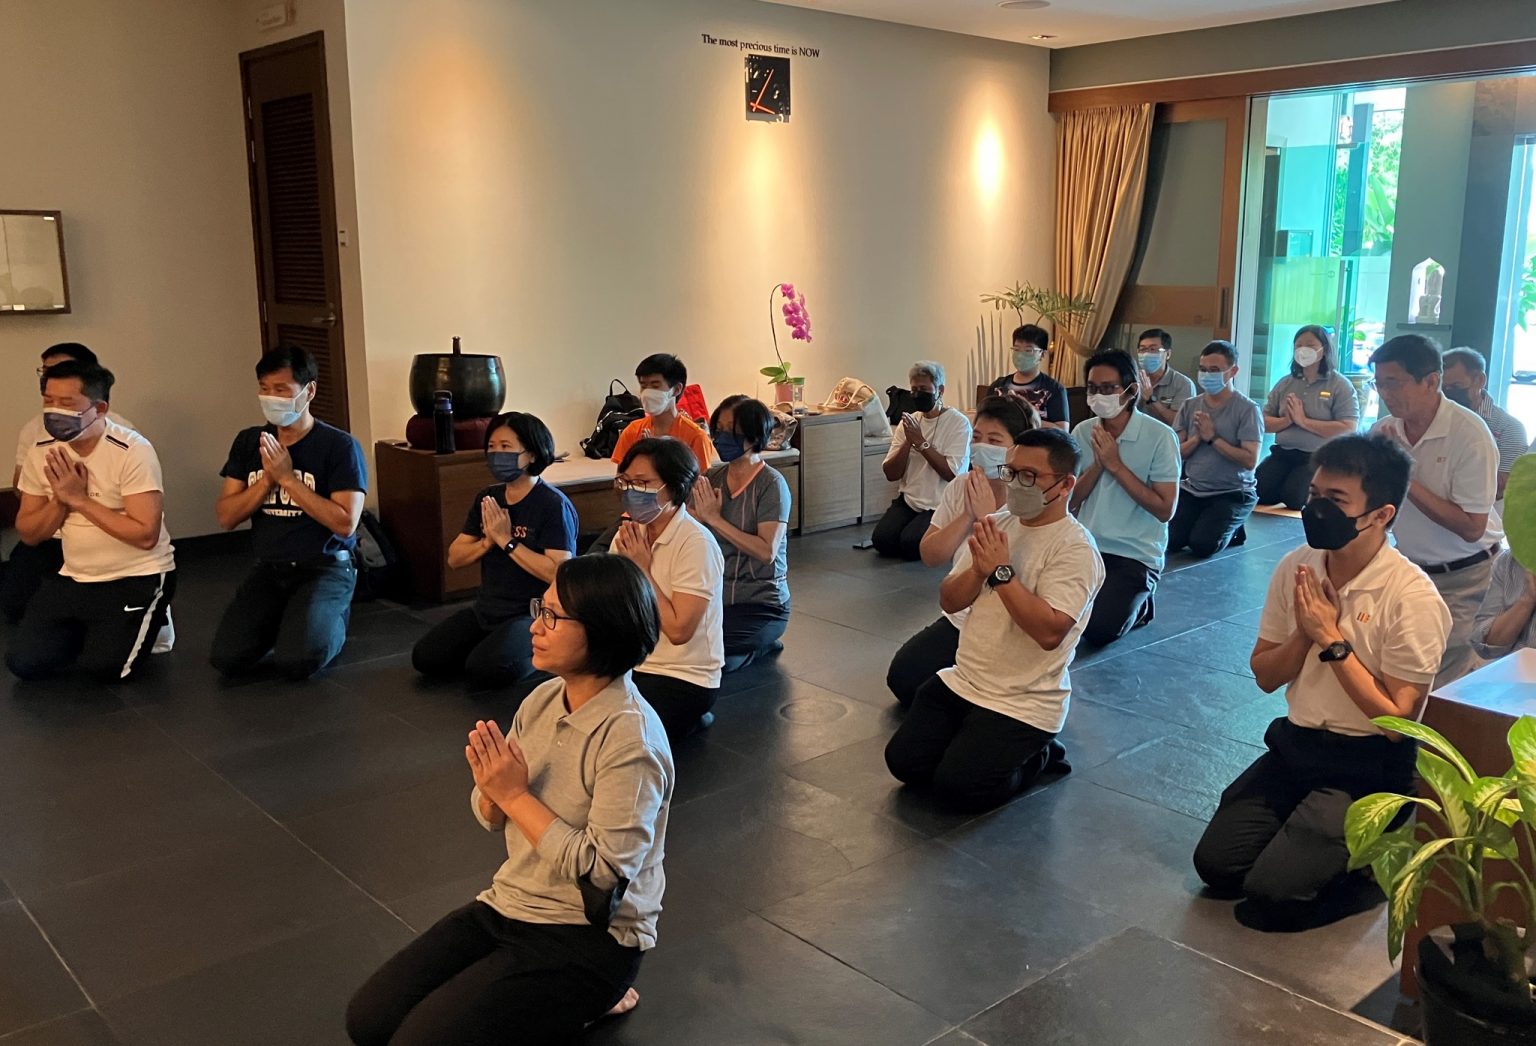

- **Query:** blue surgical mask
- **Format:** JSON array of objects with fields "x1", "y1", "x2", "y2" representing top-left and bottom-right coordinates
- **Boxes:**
[
  {"x1": 712, "y1": 432, "x2": 746, "y2": 463},
  {"x1": 486, "y1": 451, "x2": 524, "y2": 483},
  {"x1": 42, "y1": 405, "x2": 100, "y2": 443},
  {"x1": 621, "y1": 488, "x2": 663, "y2": 523},
  {"x1": 259, "y1": 391, "x2": 308, "y2": 428},
  {"x1": 1139, "y1": 353, "x2": 1163, "y2": 373},
  {"x1": 969, "y1": 442, "x2": 1008, "y2": 477},
  {"x1": 1198, "y1": 372, "x2": 1227, "y2": 394}
]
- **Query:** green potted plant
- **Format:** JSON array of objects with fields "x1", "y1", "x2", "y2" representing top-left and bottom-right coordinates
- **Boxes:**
[
  {"x1": 762, "y1": 283, "x2": 812, "y2": 407},
  {"x1": 1345, "y1": 715, "x2": 1536, "y2": 1044},
  {"x1": 979, "y1": 281, "x2": 1095, "y2": 354}
]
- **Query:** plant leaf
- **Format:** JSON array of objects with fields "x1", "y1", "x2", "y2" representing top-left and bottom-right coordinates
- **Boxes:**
[
  {"x1": 1348, "y1": 824, "x2": 1416, "y2": 872},
  {"x1": 1373, "y1": 716, "x2": 1476, "y2": 782},
  {"x1": 1345, "y1": 793, "x2": 1420, "y2": 860},
  {"x1": 1387, "y1": 837, "x2": 1459, "y2": 962},
  {"x1": 1507, "y1": 717, "x2": 1536, "y2": 824},
  {"x1": 1417, "y1": 749, "x2": 1471, "y2": 838},
  {"x1": 1483, "y1": 817, "x2": 1519, "y2": 861}
]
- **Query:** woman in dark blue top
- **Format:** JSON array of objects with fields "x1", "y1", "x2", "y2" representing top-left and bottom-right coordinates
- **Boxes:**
[{"x1": 412, "y1": 412, "x2": 578, "y2": 692}]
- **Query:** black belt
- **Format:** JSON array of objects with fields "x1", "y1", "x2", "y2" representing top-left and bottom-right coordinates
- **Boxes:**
[
  {"x1": 1418, "y1": 545, "x2": 1497, "y2": 575},
  {"x1": 260, "y1": 550, "x2": 351, "y2": 570}
]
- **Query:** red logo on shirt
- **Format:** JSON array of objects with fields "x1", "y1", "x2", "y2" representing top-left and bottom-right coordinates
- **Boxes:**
[{"x1": 1356, "y1": 612, "x2": 1371, "y2": 623}]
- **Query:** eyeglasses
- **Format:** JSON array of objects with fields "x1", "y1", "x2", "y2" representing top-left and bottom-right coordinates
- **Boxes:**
[
  {"x1": 529, "y1": 598, "x2": 579, "y2": 630},
  {"x1": 1084, "y1": 383, "x2": 1125, "y2": 396},
  {"x1": 998, "y1": 465, "x2": 1063, "y2": 488},
  {"x1": 614, "y1": 477, "x2": 663, "y2": 494}
]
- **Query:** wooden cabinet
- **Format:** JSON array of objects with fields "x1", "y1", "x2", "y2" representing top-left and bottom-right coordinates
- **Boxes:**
[
  {"x1": 794, "y1": 413, "x2": 862, "y2": 533},
  {"x1": 375, "y1": 441, "x2": 492, "y2": 601}
]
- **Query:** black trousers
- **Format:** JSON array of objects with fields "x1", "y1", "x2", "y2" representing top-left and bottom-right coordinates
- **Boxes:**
[
  {"x1": 722, "y1": 601, "x2": 789, "y2": 673},
  {"x1": 0, "y1": 538, "x2": 63, "y2": 625},
  {"x1": 413, "y1": 607, "x2": 542, "y2": 689},
  {"x1": 210, "y1": 559, "x2": 355, "y2": 681},
  {"x1": 1082, "y1": 553, "x2": 1157, "y2": 647},
  {"x1": 884, "y1": 675, "x2": 1058, "y2": 812},
  {"x1": 871, "y1": 497, "x2": 933, "y2": 561},
  {"x1": 1256, "y1": 447, "x2": 1313, "y2": 510},
  {"x1": 1193, "y1": 717, "x2": 1417, "y2": 904},
  {"x1": 632, "y1": 670, "x2": 719, "y2": 741},
  {"x1": 6, "y1": 570, "x2": 175, "y2": 682},
  {"x1": 346, "y1": 901, "x2": 642, "y2": 1046},
  {"x1": 1167, "y1": 489, "x2": 1258, "y2": 559},
  {"x1": 886, "y1": 616, "x2": 960, "y2": 707}
]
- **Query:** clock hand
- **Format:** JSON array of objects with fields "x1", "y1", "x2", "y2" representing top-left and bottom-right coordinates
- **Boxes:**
[{"x1": 753, "y1": 69, "x2": 774, "y2": 108}]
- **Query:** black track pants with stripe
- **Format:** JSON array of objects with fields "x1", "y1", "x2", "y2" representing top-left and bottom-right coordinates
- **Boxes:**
[{"x1": 5, "y1": 571, "x2": 175, "y2": 682}]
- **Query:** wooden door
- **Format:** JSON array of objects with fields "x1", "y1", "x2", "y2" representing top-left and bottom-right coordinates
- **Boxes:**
[
  {"x1": 1111, "y1": 98, "x2": 1247, "y2": 372},
  {"x1": 240, "y1": 32, "x2": 349, "y2": 428}
]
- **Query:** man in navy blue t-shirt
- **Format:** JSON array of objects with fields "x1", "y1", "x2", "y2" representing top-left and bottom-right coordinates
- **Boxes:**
[{"x1": 209, "y1": 344, "x2": 367, "y2": 680}]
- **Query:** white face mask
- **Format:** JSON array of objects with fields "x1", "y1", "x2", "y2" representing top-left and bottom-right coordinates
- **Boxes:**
[
  {"x1": 1294, "y1": 345, "x2": 1322, "y2": 368},
  {"x1": 259, "y1": 389, "x2": 310, "y2": 427},
  {"x1": 1087, "y1": 392, "x2": 1127, "y2": 420},
  {"x1": 970, "y1": 442, "x2": 1009, "y2": 477},
  {"x1": 640, "y1": 388, "x2": 674, "y2": 416}
]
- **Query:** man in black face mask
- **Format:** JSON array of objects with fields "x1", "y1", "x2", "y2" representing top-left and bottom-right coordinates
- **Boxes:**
[
  {"x1": 1442, "y1": 347, "x2": 1526, "y2": 504},
  {"x1": 1193, "y1": 435, "x2": 1451, "y2": 931}
]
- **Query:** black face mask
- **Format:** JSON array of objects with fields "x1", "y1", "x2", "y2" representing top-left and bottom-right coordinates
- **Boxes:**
[
  {"x1": 910, "y1": 391, "x2": 937, "y2": 413},
  {"x1": 1301, "y1": 497, "x2": 1370, "y2": 551},
  {"x1": 1443, "y1": 385, "x2": 1473, "y2": 408}
]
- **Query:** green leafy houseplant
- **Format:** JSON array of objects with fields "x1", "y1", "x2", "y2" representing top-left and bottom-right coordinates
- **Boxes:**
[
  {"x1": 979, "y1": 281, "x2": 1095, "y2": 333},
  {"x1": 1345, "y1": 715, "x2": 1536, "y2": 999}
]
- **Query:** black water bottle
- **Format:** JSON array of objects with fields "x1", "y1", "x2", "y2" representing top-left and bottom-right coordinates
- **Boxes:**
[{"x1": 433, "y1": 390, "x2": 456, "y2": 454}]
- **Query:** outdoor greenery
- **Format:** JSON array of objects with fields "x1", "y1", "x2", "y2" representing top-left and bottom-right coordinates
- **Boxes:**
[{"x1": 1329, "y1": 109, "x2": 1403, "y2": 258}]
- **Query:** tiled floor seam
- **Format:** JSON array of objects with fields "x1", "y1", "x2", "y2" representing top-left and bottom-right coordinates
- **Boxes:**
[{"x1": 0, "y1": 1007, "x2": 102, "y2": 1044}]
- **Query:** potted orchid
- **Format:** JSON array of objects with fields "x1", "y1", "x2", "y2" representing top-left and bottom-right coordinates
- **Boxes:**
[{"x1": 761, "y1": 282, "x2": 812, "y2": 405}]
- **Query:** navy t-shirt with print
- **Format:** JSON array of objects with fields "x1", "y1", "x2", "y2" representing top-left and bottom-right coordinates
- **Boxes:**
[
  {"x1": 462, "y1": 480, "x2": 579, "y2": 624},
  {"x1": 220, "y1": 420, "x2": 368, "y2": 562}
]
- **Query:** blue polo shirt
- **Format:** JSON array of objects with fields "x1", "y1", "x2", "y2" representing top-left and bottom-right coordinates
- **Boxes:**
[{"x1": 1070, "y1": 410, "x2": 1181, "y2": 571}]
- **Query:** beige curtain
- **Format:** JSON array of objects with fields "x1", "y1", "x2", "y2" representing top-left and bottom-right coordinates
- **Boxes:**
[{"x1": 1049, "y1": 103, "x2": 1154, "y2": 385}]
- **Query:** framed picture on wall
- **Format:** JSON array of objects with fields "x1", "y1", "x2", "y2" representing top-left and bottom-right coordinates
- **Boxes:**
[{"x1": 0, "y1": 210, "x2": 71, "y2": 314}]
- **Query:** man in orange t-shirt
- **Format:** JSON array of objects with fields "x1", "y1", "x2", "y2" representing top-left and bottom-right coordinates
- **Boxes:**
[{"x1": 611, "y1": 353, "x2": 716, "y2": 470}]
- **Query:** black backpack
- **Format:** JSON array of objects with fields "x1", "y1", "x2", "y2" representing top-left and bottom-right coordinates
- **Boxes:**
[
  {"x1": 351, "y1": 510, "x2": 400, "y2": 602},
  {"x1": 581, "y1": 379, "x2": 644, "y2": 460},
  {"x1": 885, "y1": 385, "x2": 920, "y2": 425}
]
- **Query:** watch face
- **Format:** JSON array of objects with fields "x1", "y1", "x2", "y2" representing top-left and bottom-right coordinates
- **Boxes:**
[{"x1": 745, "y1": 53, "x2": 790, "y2": 122}]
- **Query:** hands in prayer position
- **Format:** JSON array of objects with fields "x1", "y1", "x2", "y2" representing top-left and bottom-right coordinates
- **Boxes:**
[
  {"x1": 963, "y1": 469, "x2": 994, "y2": 521},
  {"x1": 900, "y1": 412, "x2": 925, "y2": 447},
  {"x1": 1090, "y1": 423, "x2": 1123, "y2": 474},
  {"x1": 1293, "y1": 565, "x2": 1343, "y2": 648},
  {"x1": 480, "y1": 497, "x2": 513, "y2": 548},
  {"x1": 1194, "y1": 410, "x2": 1216, "y2": 443},
  {"x1": 43, "y1": 447, "x2": 90, "y2": 508},
  {"x1": 465, "y1": 719, "x2": 529, "y2": 810},
  {"x1": 967, "y1": 515, "x2": 1011, "y2": 578},
  {"x1": 258, "y1": 431, "x2": 294, "y2": 485},
  {"x1": 612, "y1": 520, "x2": 655, "y2": 573},
  {"x1": 688, "y1": 480, "x2": 723, "y2": 526}
]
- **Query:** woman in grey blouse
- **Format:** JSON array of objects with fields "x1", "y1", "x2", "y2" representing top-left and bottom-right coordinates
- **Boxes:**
[
  {"x1": 690, "y1": 395, "x2": 792, "y2": 672},
  {"x1": 347, "y1": 555, "x2": 673, "y2": 1046},
  {"x1": 1255, "y1": 325, "x2": 1360, "y2": 510}
]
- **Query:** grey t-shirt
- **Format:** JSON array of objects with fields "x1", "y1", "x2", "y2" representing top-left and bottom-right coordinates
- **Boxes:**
[
  {"x1": 1140, "y1": 367, "x2": 1196, "y2": 419},
  {"x1": 1174, "y1": 391, "x2": 1263, "y2": 495},
  {"x1": 1264, "y1": 370, "x2": 1359, "y2": 452},
  {"x1": 706, "y1": 462, "x2": 791, "y2": 609}
]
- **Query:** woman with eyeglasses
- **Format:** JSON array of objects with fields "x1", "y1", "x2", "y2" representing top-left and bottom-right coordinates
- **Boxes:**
[
  {"x1": 610, "y1": 437, "x2": 724, "y2": 740},
  {"x1": 688, "y1": 395, "x2": 792, "y2": 673},
  {"x1": 348, "y1": 554, "x2": 672, "y2": 1045},
  {"x1": 411, "y1": 412, "x2": 578, "y2": 693},
  {"x1": 886, "y1": 396, "x2": 1037, "y2": 706}
]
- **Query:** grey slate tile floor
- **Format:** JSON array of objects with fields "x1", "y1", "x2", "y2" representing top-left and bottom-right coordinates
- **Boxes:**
[{"x1": 0, "y1": 513, "x2": 1423, "y2": 1044}]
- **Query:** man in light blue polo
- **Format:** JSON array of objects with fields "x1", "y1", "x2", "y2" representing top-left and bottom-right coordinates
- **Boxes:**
[{"x1": 1070, "y1": 348, "x2": 1182, "y2": 647}]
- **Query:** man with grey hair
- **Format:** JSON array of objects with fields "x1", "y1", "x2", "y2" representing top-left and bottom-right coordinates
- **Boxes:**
[
  {"x1": 874, "y1": 361, "x2": 972, "y2": 560},
  {"x1": 1442, "y1": 347, "x2": 1527, "y2": 504}
]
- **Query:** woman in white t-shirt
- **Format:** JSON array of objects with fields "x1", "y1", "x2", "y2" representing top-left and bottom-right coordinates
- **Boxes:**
[
  {"x1": 611, "y1": 437, "x2": 725, "y2": 741},
  {"x1": 886, "y1": 396, "x2": 1037, "y2": 706},
  {"x1": 871, "y1": 361, "x2": 973, "y2": 560}
]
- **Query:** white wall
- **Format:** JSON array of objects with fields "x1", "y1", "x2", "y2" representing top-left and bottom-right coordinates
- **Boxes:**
[
  {"x1": 343, "y1": 0, "x2": 1055, "y2": 452},
  {"x1": 0, "y1": 0, "x2": 261, "y2": 537}
]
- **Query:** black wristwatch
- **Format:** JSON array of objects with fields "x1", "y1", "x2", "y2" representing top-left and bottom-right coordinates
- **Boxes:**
[
  {"x1": 503, "y1": 538, "x2": 518, "y2": 556},
  {"x1": 986, "y1": 564, "x2": 1015, "y2": 589},
  {"x1": 1318, "y1": 640, "x2": 1353, "y2": 663}
]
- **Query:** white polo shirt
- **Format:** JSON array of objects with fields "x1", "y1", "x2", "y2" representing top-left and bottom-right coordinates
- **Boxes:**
[
  {"x1": 1258, "y1": 543, "x2": 1450, "y2": 736},
  {"x1": 18, "y1": 420, "x2": 175, "y2": 583},
  {"x1": 939, "y1": 512, "x2": 1104, "y2": 732},
  {"x1": 1371, "y1": 399, "x2": 1502, "y2": 565},
  {"x1": 636, "y1": 508, "x2": 724, "y2": 689},
  {"x1": 890, "y1": 407, "x2": 971, "y2": 512}
]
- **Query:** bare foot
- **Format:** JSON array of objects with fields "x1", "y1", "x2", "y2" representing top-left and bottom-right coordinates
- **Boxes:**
[{"x1": 606, "y1": 987, "x2": 640, "y2": 1016}]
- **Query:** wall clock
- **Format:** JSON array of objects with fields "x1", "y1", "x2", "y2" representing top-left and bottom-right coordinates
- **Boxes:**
[{"x1": 745, "y1": 53, "x2": 790, "y2": 122}]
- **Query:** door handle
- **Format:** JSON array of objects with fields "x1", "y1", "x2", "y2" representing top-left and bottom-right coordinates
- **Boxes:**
[
  {"x1": 1219, "y1": 287, "x2": 1231, "y2": 329},
  {"x1": 315, "y1": 309, "x2": 337, "y2": 328}
]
